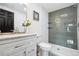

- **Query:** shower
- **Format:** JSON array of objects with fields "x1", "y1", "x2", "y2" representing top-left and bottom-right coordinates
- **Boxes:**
[{"x1": 49, "y1": 4, "x2": 77, "y2": 49}]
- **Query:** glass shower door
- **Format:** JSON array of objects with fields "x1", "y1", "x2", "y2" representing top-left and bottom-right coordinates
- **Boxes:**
[{"x1": 49, "y1": 5, "x2": 77, "y2": 49}]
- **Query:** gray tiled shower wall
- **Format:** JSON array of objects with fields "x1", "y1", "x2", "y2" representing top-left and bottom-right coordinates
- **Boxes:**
[{"x1": 49, "y1": 4, "x2": 77, "y2": 49}]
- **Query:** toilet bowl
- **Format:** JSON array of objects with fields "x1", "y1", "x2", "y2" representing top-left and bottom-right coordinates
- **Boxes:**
[{"x1": 38, "y1": 42, "x2": 51, "y2": 56}]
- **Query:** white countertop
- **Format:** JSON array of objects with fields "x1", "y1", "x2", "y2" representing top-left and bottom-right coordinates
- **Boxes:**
[{"x1": 0, "y1": 33, "x2": 37, "y2": 40}]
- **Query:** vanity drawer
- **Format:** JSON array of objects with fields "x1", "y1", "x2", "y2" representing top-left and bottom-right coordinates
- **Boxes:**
[{"x1": 0, "y1": 40, "x2": 26, "y2": 56}]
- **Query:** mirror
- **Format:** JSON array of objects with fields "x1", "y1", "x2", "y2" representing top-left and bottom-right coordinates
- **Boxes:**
[{"x1": 0, "y1": 3, "x2": 27, "y2": 33}]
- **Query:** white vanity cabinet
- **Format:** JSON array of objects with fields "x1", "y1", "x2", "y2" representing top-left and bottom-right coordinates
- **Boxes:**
[{"x1": 0, "y1": 34, "x2": 37, "y2": 56}]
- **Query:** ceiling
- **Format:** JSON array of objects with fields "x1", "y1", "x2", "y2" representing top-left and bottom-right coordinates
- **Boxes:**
[
  {"x1": 0, "y1": 3, "x2": 27, "y2": 14},
  {"x1": 38, "y1": 3, "x2": 74, "y2": 12},
  {"x1": 0, "y1": 3, "x2": 75, "y2": 13}
]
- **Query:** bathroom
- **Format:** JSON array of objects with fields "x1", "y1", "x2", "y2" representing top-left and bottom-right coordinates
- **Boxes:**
[{"x1": 0, "y1": 1, "x2": 79, "y2": 57}]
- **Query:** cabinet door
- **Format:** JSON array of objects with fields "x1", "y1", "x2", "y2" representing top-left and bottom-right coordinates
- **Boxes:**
[
  {"x1": 26, "y1": 44, "x2": 36, "y2": 56},
  {"x1": 0, "y1": 9, "x2": 6, "y2": 16},
  {"x1": 0, "y1": 17, "x2": 5, "y2": 32},
  {"x1": 25, "y1": 37, "x2": 37, "y2": 56},
  {"x1": 11, "y1": 50, "x2": 26, "y2": 56},
  {"x1": 7, "y1": 17, "x2": 14, "y2": 32}
]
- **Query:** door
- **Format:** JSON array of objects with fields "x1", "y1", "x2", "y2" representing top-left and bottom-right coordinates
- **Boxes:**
[{"x1": 49, "y1": 5, "x2": 77, "y2": 49}]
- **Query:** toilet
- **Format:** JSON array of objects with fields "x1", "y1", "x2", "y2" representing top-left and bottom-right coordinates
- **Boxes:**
[{"x1": 38, "y1": 42, "x2": 51, "y2": 56}]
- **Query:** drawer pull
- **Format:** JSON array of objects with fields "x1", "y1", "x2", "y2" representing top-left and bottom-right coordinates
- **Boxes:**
[{"x1": 15, "y1": 44, "x2": 24, "y2": 48}]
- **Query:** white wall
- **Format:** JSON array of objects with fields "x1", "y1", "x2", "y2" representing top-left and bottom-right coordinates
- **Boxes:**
[
  {"x1": 0, "y1": 5, "x2": 26, "y2": 32},
  {"x1": 27, "y1": 3, "x2": 48, "y2": 43}
]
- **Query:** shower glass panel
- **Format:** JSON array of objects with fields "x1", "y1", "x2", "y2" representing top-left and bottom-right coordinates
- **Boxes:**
[{"x1": 49, "y1": 5, "x2": 77, "y2": 49}]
